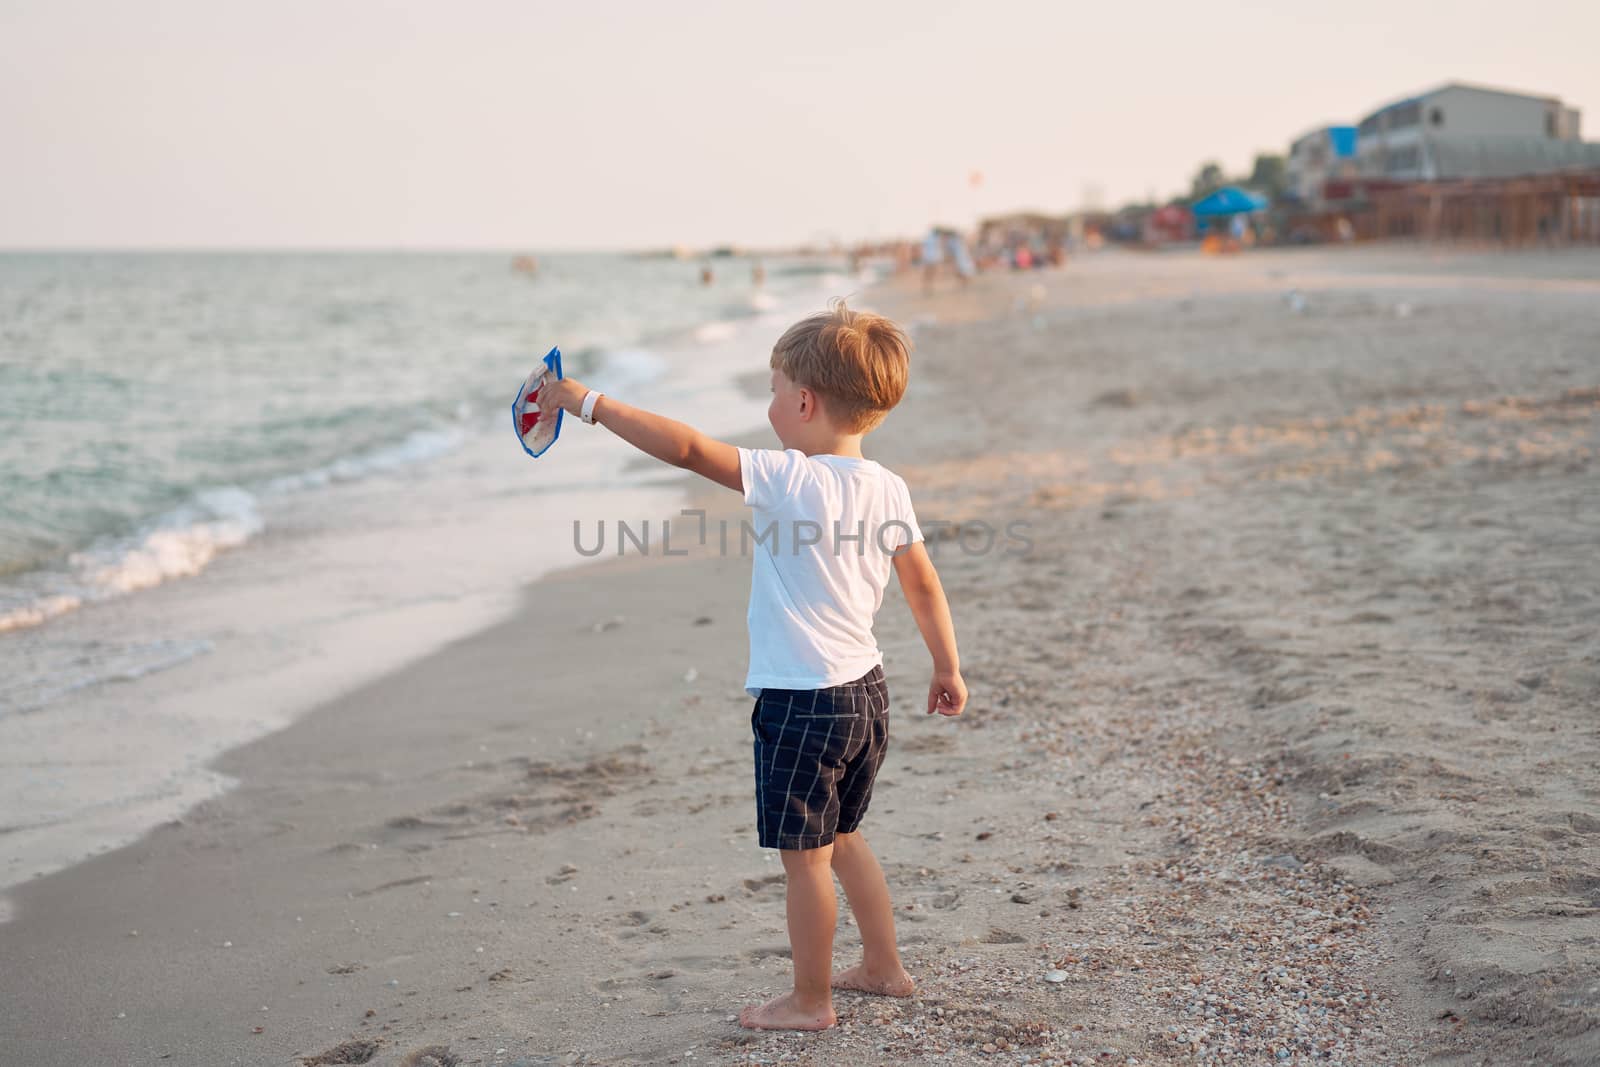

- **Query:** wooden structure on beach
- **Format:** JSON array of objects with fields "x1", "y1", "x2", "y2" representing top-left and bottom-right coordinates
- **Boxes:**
[
  {"x1": 975, "y1": 212, "x2": 1073, "y2": 249},
  {"x1": 1293, "y1": 170, "x2": 1600, "y2": 246},
  {"x1": 1368, "y1": 171, "x2": 1600, "y2": 244}
]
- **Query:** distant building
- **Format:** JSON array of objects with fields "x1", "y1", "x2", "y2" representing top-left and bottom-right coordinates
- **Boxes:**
[
  {"x1": 976, "y1": 212, "x2": 1070, "y2": 247},
  {"x1": 1286, "y1": 125, "x2": 1359, "y2": 208},
  {"x1": 1355, "y1": 82, "x2": 1600, "y2": 181}
]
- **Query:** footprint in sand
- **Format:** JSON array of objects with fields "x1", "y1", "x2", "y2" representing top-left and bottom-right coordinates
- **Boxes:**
[
  {"x1": 383, "y1": 815, "x2": 455, "y2": 833},
  {"x1": 1343, "y1": 611, "x2": 1394, "y2": 624},
  {"x1": 369, "y1": 748, "x2": 655, "y2": 851},
  {"x1": 613, "y1": 909, "x2": 671, "y2": 939},
  {"x1": 398, "y1": 1048, "x2": 459, "y2": 1067},
  {"x1": 299, "y1": 1039, "x2": 380, "y2": 1065},
  {"x1": 742, "y1": 873, "x2": 785, "y2": 901},
  {"x1": 897, "y1": 733, "x2": 956, "y2": 754},
  {"x1": 743, "y1": 944, "x2": 793, "y2": 961},
  {"x1": 349, "y1": 874, "x2": 432, "y2": 899}
]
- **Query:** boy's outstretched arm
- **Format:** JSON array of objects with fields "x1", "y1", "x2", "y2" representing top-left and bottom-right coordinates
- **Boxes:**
[
  {"x1": 539, "y1": 377, "x2": 742, "y2": 493},
  {"x1": 891, "y1": 542, "x2": 968, "y2": 716}
]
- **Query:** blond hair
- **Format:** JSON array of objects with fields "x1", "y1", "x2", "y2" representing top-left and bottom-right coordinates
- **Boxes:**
[{"x1": 769, "y1": 299, "x2": 911, "y2": 434}]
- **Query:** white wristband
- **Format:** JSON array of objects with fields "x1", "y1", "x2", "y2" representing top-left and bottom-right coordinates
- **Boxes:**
[{"x1": 580, "y1": 389, "x2": 604, "y2": 425}]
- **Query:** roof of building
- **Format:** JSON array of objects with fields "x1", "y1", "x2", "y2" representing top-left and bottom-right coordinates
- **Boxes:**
[
  {"x1": 1433, "y1": 80, "x2": 1563, "y2": 104},
  {"x1": 1360, "y1": 81, "x2": 1565, "y2": 125},
  {"x1": 1291, "y1": 124, "x2": 1358, "y2": 152}
]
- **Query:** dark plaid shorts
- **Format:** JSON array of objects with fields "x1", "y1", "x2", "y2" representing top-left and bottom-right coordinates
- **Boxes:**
[{"x1": 751, "y1": 663, "x2": 890, "y2": 850}]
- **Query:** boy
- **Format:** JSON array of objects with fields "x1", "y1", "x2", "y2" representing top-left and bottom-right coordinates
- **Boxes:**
[{"x1": 539, "y1": 300, "x2": 967, "y2": 1031}]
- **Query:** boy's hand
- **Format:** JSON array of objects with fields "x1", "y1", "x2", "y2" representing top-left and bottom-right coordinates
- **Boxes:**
[
  {"x1": 538, "y1": 376, "x2": 588, "y2": 416},
  {"x1": 927, "y1": 669, "x2": 967, "y2": 716}
]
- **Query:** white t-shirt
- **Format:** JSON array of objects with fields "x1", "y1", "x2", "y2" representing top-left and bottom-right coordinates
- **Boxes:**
[{"x1": 737, "y1": 447, "x2": 924, "y2": 698}]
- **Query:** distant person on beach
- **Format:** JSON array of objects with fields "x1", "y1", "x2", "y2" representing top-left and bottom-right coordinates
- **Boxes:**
[
  {"x1": 1229, "y1": 213, "x2": 1248, "y2": 252},
  {"x1": 701, "y1": 263, "x2": 715, "y2": 286},
  {"x1": 943, "y1": 231, "x2": 974, "y2": 286},
  {"x1": 537, "y1": 300, "x2": 967, "y2": 1031},
  {"x1": 920, "y1": 227, "x2": 945, "y2": 294}
]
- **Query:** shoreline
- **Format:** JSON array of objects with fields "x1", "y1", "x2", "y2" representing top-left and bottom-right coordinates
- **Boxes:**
[{"x1": 2, "y1": 247, "x2": 1596, "y2": 1065}]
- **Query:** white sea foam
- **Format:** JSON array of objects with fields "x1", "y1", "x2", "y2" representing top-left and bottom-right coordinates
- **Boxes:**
[
  {"x1": 71, "y1": 488, "x2": 264, "y2": 597},
  {"x1": 0, "y1": 428, "x2": 472, "y2": 640},
  {"x1": 0, "y1": 489, "x2": 265, "y2": 636},
  {"x1": 0, "y1": 595, "x2": 83, "y2": 636}
]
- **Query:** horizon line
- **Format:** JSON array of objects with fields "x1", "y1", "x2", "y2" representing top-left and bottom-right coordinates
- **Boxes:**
[{"x1": 0, "y1": 243, "x2": 886, "y2": 256}]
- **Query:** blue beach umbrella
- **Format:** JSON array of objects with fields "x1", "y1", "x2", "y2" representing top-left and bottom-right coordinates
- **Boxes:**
[{"x1": 1191, "y1": 186, "x2": 1269, "y2": 218}]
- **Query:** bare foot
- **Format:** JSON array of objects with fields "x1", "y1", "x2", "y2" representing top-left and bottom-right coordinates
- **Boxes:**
[
  {"x1": 831, "y1": 962, "x2": 915, "y2": 997},
  {"x1": 738, "y1": 991, "x2": 837, "y2": 1031}
]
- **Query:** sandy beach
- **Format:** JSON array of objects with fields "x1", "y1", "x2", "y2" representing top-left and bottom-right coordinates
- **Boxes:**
[{"x1": 2, "y1": 247, "x2": 1597, "y2": 1066}]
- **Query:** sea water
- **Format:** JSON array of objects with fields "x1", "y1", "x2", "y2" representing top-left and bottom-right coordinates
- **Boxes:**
[{"x1": 0, "y1": 250, "x2": 870, "y2": 899}]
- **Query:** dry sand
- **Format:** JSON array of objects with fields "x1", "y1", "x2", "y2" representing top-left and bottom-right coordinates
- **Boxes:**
[{"x1": 1, "y1": 246, "x2": 1596, "y2": 1066}]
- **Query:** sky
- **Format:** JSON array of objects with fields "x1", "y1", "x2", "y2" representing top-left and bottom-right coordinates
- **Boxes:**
[{"x1": 3, "y1": 0, "x2": 1598, "y2": 250}]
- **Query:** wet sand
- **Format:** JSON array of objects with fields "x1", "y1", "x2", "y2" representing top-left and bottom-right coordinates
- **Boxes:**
[{"x1": 1, "y1": 246, "x2": 1596, "y2": 1066}]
